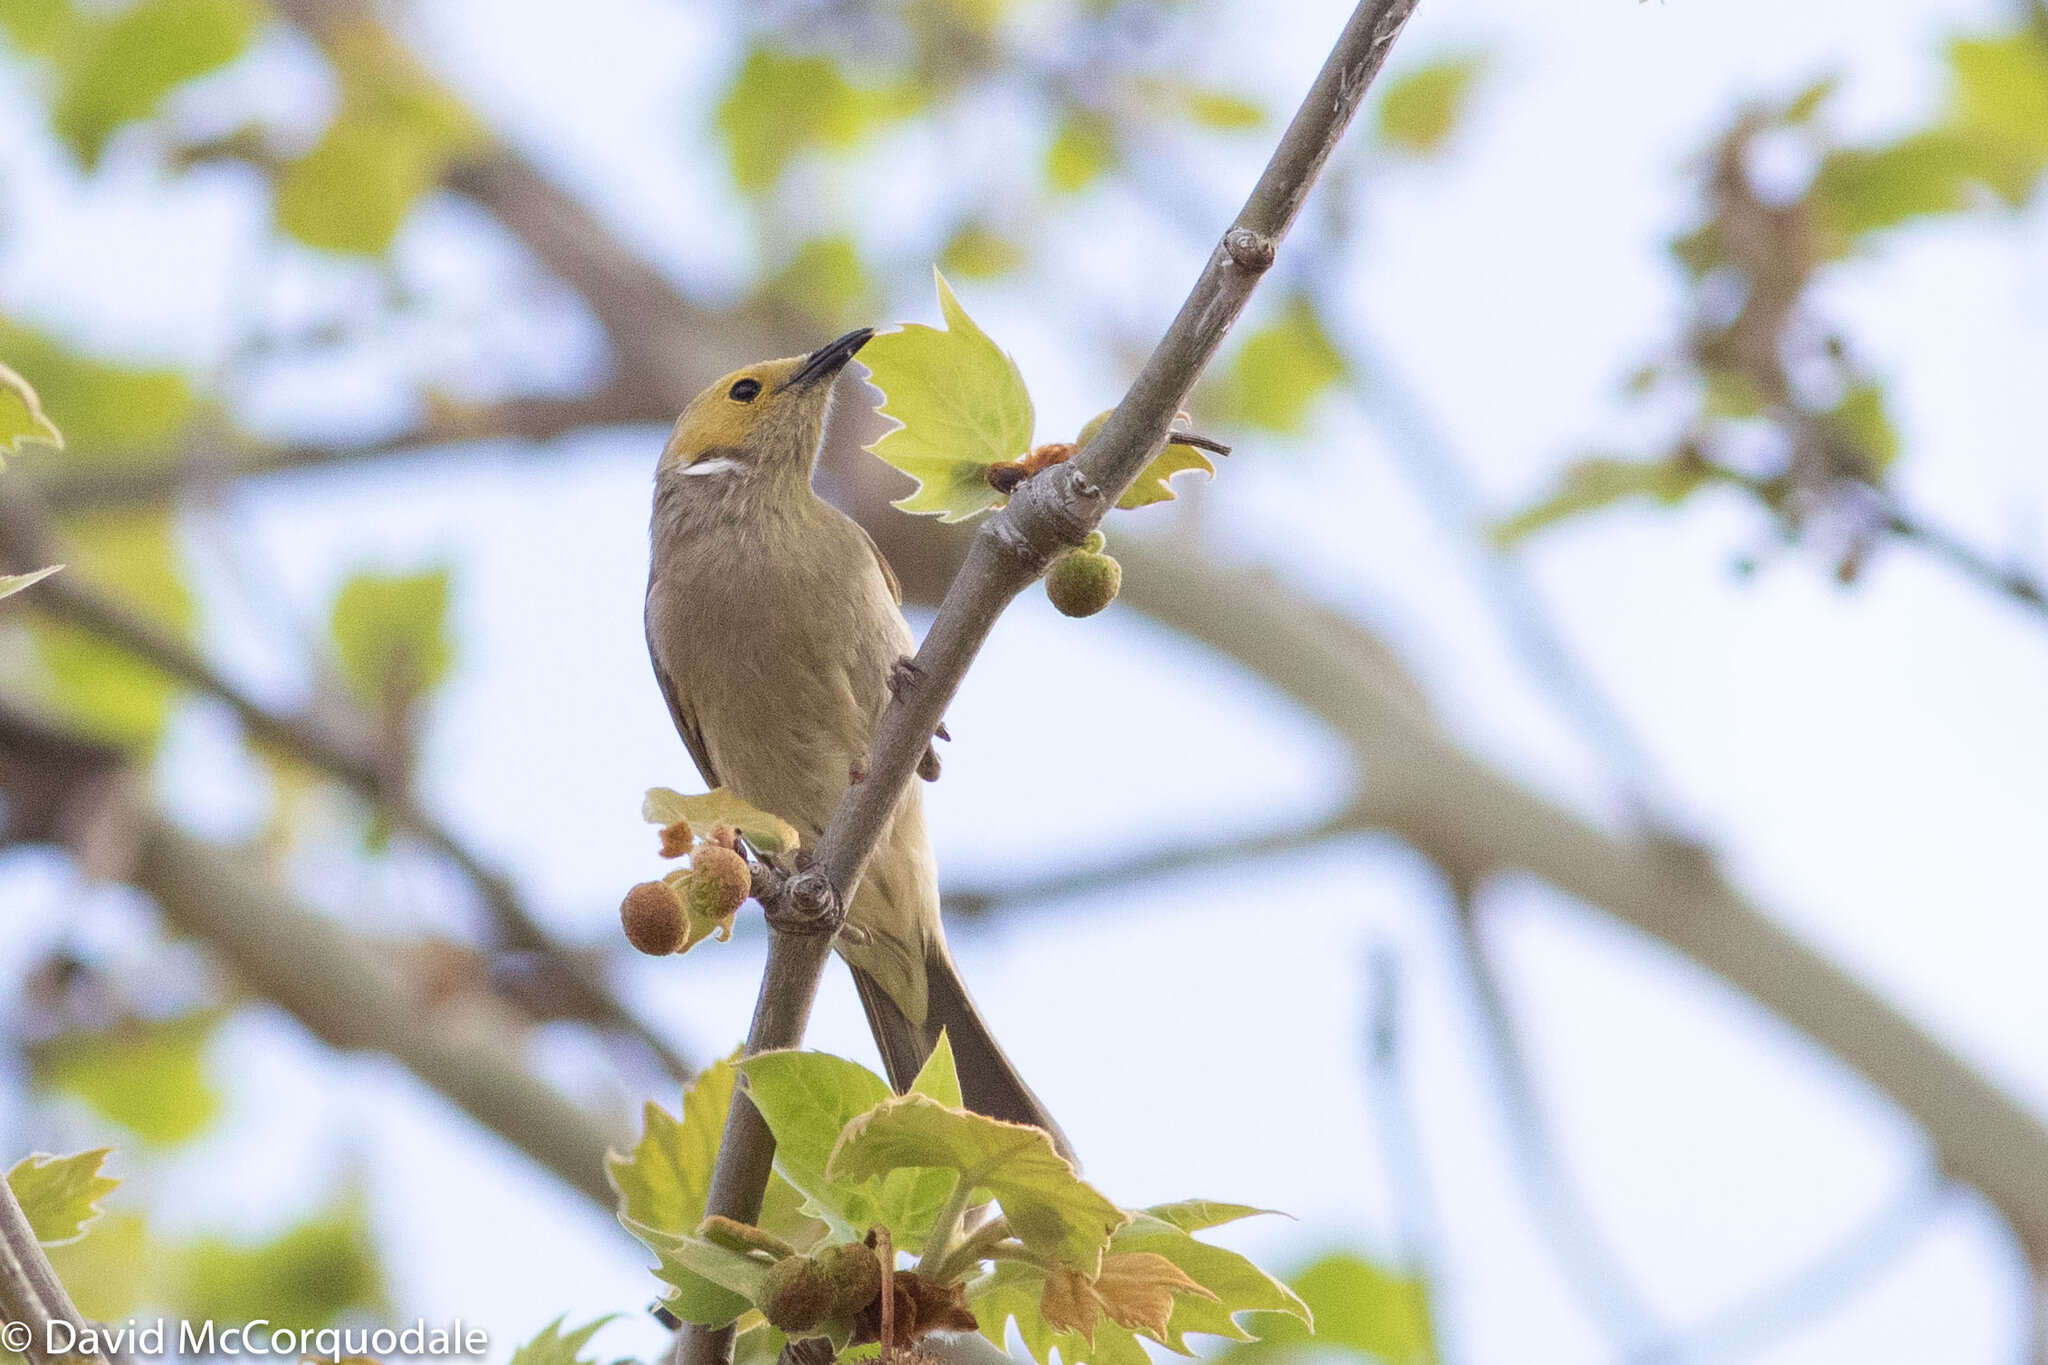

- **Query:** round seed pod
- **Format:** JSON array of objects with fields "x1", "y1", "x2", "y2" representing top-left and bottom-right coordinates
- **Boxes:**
[
  {"x1": 685, "y1": 844, "x2": 751, "y2": 921},
  {"x1": 1045, "y1": 549, "x2": 1122, "y2": 618},
  {"x1": 762, "y1": 1256, "x2": 836, "y2": 1334},
  {"x1": 813, "y1": 1241, "x2": 882, "y2": 1318},
  {"x1": 620, "y1": 881, "x2": 685, "y2": 955}
]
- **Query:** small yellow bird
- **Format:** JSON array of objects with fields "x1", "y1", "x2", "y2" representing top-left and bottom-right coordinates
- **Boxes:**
[{"x1": 645, "y1": 329, "x2": 1068, "y2": 1154}]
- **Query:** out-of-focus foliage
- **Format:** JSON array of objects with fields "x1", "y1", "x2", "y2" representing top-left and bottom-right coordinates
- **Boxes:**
[
  {"x1": 1375, "y1": 54, "x2": 1487, "y2": 156},
  {"x1": 329, "y1": 565, "x2": 455, "y2": 716},
  {"x1": 33, "y1": 1188, "x2": 385, "y2": 1329},
  {"x1": 1203, "y1": 295, "x2": 1349, "y2": 436},
  {"x1": 1215, "y1": 1251, "x2": 1436, "y2": 1365},
  {"x1": 5, "y1": 0, "x2": 261, "y2": 165},
  {"x1": 1499, "y1": 18, "x2": 2048, "y2": 585},
  {"x1": 274, "y1": 23, "x2": 483, "y2": 254},
  {"x1": 30, "y1": 1010, "x2": 222, "y2": 1144}
]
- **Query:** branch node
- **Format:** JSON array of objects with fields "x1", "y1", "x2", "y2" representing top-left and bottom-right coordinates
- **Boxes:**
[
  {"x1": 767, "y1": 869, "x2": 842, "y2": 935},
  {"x1": 1224, "y1": 228, "x2": 1277, "y2": 273}
]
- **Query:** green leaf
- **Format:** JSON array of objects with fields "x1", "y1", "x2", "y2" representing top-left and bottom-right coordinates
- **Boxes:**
[
  {"x1": 622, "y1": 1223, "x2": 772, "y2": 1325},
  {"x1": 1046, "y1": 112, "x2": 1115, "y2": 193},
  {"x1": 716, "y1": 45, "x2": 921, "y2": 193},
  {"x1": 1490, "y1": 454, "x2": 1713, "y2": 547},
  {"x1": 735, "y1": 1050, "x2": 952, "y2": 1249},
  {"x1": 50, "y1": 0, "x2": 261, "y2": 165},
  {"x1": 1945, "y1": 31, "x2": 2048, "y2": 202},
  {"x1": 1, "y1": 358, "x2": 63, "y2": 461},
  {"x1": 329, "y1": 566, "x2": 454, "y2": 713},
  {"x1": 908, "y1": 1031, "x2": 963, "y2": 1108},
  {"x1": 609, "y1": 1060, "x2": 735, "y2": 1236},
  {"x1": 939, "y1": 222, "x2": 1028, "y2": 279},
  {"x1": 609, "y1": 1060, "x2": 760, "y2": 1325},
  {"x1": 1203, "y1": 296, "x2": 1347, "y2": 435},
  {"x1": 1180, "y1": 89, "x2": 1265, "y2": 131},
  {"x1": 1069, "y1": 409, "x2": 1220, "y2": 510},
  {"x1": 0, "y1": 565, "x2": 62, "y2": 600},
  {"x1": 1810, "y1": 130, "x2": 1990, "y2": 246},
  {"x1": 1109, "y1": 1214, "x2": 1308, "y2": 1351},
  {"x1": 1139, "y1": 1201, "x2": 1278, "y2": 1235},
  {"x1": 172, "y1": 1198, "x2": 384, "y2": 1331},
  {"x1": 1702, "y1": 367, "x2": 1769, "y2": 421},
  {"x1": 509, "y1": 1316, "x2": 617, "y2": 1365},
  {"x1": 6, "y1": 1149, "x2": 118, "y2": 1245},
  {"x1": 32, "y1": 1011, "x2": 220, "y2": 1144},
  {"x1": 1826, "y1": 381, "x2": 1899, "y2": 472},
  {"x1": 275, "y1": 24, "x2": 481, "y2": 255},
  {"x1": 1376, "y1": 54, "x2": 1487, "y2": 156},
  {"x1": 862, "y1": 269, "x2": 1035, "y2": 522},
  {"x1": 0, "y1": 319, "x2": 195, "y2": 457},
  {"x1": 828, "y1": 1093, "x2": 1124, "y2": 1273},
  {"x1": 0, "y1": 0, "x2": 70, "y2": 55},
  {"x1": 1229, "y1": 1252, "x2": 1433, "y2": 1365},
  {"x1": 643, "y1": 787, "x2": 800, "y2": 856}
]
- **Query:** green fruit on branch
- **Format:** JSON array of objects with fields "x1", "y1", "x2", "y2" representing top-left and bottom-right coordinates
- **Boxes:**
[{"x1": 1046, "y1": 548, "x2": 1122, "y2": 618}]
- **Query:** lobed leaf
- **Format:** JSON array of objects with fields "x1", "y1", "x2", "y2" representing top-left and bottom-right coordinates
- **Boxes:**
[
  {"x1": 862, "y1": 269, "x2": 1035, "y2": 522},
  {"x1": 329, "y1": 566, "x2": 455, "y2": 714},
  {"x1": 49, "y1": 0, "x2": 261, "y2": 165},
  {"x1": 32, "y1": 1010, "x2": 220, "y2": 1144},
  {"x1": 828, "y1": 1093, "x2": 1124, "y2": 1274},
  {"x1": 6, "y1": 1149, "x2": 118, "y2": 1245}
]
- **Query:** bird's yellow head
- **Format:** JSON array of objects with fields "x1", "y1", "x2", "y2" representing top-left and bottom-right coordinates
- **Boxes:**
[{"x1": 658, "y1": 328, "x2": 873, "y2": 485}]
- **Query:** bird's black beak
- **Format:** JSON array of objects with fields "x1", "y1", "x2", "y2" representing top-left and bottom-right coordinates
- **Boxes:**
[{"x1": 789, "y1": 327, "x2": 874, "y2": 388}]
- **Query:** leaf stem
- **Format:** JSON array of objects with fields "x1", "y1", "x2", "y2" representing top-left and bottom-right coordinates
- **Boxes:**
[
  {"x1": 915, "y1": 1173, "x2": 979, "y2": 1279},
  {"x1": 933, "y1": 1215, "x2": 1016, "y2": 1285}
]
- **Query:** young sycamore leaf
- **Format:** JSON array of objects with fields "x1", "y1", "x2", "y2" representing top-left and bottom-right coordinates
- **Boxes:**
[
  {"x1": 174, "y1": 1197, "x2": 384, "y2": 1331},
  {"x1": 1071, "y1": 410, "x2": 1217, "y2": 510},
  {"x1": 828, "y1": 1093, "x2": 1125, "y2": 1274},
  {"x1": 508, "y1": 1315, "x2": 616, "y2": 1365},
  {"x1": 1203, "y1": 296, "x2": 1347, "y2": 435},
  {"x1": 6, "y1": 1149, "x2": 118, "y2": 1245},
  {"x1": 609, "y1": 1060, "x2": 755, "y2": 1325},
  {"x1": 620, "y1": 1223, "x2": 774, "y2": 1323},
  {"x1": 329, "y1": 566, "x2": 454, "y2": 713},
  {"x1": 43, "y1": 1210, "x2": 149, "y2": 1320},
  {"x1": 736, "y1": 1045, "x2": 955, "y2": 1248},
  {"x1": 1039, "y1": 1253, "x2": 1214, "y2": 1347},
  {"x1": 862, "y1": 269, "x2": 1035, "y2": 522},
  {"x1": 644, "y1": 787, "x2": 800, "y2": 856},
  {"x1": 49, "y1": 0, "x2": 262, "y2": 166},
  {"x1": 1139, "y1": 1201, "x2": 1281, "y2": 1234},
  {"x1": 1, "y1": 359, "x2": 63, "y2": 461}
]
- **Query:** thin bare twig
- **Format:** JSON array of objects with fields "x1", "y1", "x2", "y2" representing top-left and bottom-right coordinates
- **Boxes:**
[
  {"x1": 0, "y1": 487, "x2": 693, "y2": 1080},
  {"x1": 1440, "y1": 879, "x2": 1663, "y2": 1349},
  {"x1": 679, "y1": 5, "x2": 1421, "y2": 1364}
]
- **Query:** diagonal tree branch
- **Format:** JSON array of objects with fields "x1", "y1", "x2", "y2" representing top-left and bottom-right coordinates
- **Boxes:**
[
  {"x1": 680, "y1": 4, "x2": 1421, "y2": 1364},
  {"x1": 0, "y1": 700, "x2": 626, "y2": 1207},
  {"x1": 0, "y1": 486, "x2": 693, "y2": 1081}
]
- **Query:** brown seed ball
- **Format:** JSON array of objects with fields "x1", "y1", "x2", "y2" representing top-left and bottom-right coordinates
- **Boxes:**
[
  {"x1": 1045, "y1": 549, "x2": 1122, "y2": 618},
  {"x1": 686, "y1": 844, "x2": 752, "y2": 921},
  {"x1": 620, "y1": 881, "x2": 685, "y2": 955},
  {"x1": 761, "y1": 1256, "x2": 835, "y2": 1334}
]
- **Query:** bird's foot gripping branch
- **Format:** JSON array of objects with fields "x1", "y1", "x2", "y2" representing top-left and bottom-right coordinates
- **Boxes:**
[{"x1": 609, "y1": 1039, "x2": 1309, "y2": 1365}]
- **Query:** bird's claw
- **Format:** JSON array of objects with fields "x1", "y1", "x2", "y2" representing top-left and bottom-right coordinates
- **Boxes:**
[{"x1": 888, "y1": 656, "x2": 923, "y2": 698}]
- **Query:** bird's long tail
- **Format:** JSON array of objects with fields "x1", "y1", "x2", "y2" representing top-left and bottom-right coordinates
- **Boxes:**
[{"x1": 851, "y1": 949, "x2": 1075, "y2": 1164}]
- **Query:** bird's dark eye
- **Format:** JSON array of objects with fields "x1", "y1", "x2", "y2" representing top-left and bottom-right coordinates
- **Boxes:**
[{"x1": 729, "y1": 378, "x2": 761, "y2": 403}]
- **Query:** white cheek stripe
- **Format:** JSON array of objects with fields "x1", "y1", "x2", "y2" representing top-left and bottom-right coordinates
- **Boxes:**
[{"x1": 682, "y1": 457, "x2": 743, "y2": 477}]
